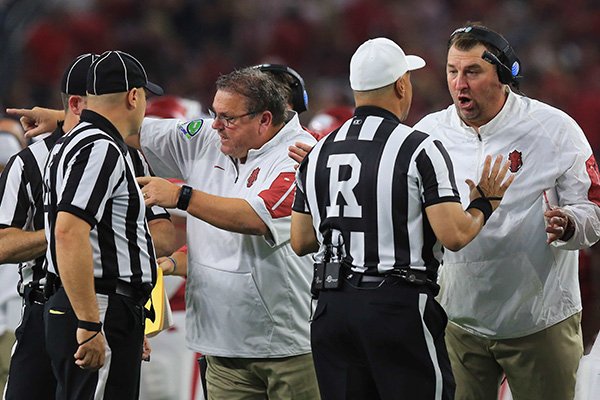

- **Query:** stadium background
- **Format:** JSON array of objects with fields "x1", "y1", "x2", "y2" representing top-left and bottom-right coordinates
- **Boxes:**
[{"x1": 0, "y1": 0, "x2": 599, "y2": 348}]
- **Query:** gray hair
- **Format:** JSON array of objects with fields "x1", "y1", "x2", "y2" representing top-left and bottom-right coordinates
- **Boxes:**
[{"x1": 216, "y1": 67, "x2": 287, "y2": 126}]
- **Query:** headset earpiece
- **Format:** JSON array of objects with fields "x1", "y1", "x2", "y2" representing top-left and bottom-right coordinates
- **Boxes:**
[
  {"x1": 482, "y1": 50, "x2": 517, "y2": 85},
  {"x1": 255, "y1": 64, "x2": 309, "y2": 113}
]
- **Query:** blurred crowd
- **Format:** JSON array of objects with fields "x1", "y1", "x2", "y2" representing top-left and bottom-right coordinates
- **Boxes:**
[
  {"x1": 1, "y1": 0, "x2": 598, "y2": 144},
  {"x1": 1, "y1": 0, "x2": 599, "y2": 344}
]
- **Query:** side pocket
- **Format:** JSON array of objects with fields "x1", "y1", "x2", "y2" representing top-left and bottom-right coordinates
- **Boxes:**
[
  {"x1": 44, "y1": 289, "x2": 78, "y2": 360},
  {"x1": 310, "y1": 300, "x2": 327, "y2": 323},
  {"x1": 424, "y1": 296, "x2": 448, "y2": 341}
]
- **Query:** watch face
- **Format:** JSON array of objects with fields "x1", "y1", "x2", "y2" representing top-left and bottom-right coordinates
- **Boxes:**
[{"x1": 176, "y1": 185, "x2": 193, "y2": 210}]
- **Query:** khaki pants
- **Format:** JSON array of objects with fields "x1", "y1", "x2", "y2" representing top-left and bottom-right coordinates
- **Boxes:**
[
  {"x1": 446, "y1": 313, "x2": 583, "y2": 400},
  {"x1": 0, "y1": 330, "x2": 16, "y2": 394},
  {"x1": 205, "y1": 354, "x2": 320, "y2": 400}
]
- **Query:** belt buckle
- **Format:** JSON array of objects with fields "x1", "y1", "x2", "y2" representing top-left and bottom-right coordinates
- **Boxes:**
[{"x1": 392, "y1": 268, "x2": 428, "y2": 285}]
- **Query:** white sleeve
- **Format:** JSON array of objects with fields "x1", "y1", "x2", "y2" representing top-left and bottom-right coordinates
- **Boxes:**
[
  {"x1": 552, "y1": 117, "x2": 600, "y2": 250},
  {"x1": 246, "y1": 158, "x2": 298, "y2": 247},
  {"x1": 139, "y1": 117, "x2": 211, "y2": 181}
]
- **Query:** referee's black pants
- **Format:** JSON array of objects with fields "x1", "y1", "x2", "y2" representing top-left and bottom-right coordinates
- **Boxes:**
[
  {"x1": 44, "y1": 287, "x2": 145, "y2": 400},
  {"x1": 4, "y1": 290, "x2": 56, "y2": 400},
  {"x1": 311, "y1": 277, "x2": 455, "y2": 400}
]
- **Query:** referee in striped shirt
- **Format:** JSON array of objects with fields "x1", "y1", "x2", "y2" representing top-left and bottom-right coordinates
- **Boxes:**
[
  {"x1": 291, "y1": 38, "x2": 514, "y2": 400},
  {"x1": 42, "y1": 51, "x2": 163, "y2": 400},
  {"x1": 0, "y1": 53, "x2": 100, "y2": 399}
]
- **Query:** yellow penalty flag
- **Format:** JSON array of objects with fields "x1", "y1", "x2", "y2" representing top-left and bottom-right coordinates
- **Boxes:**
[{"x1": 144, "y1": 267, "x2": 173, "y2": 337}]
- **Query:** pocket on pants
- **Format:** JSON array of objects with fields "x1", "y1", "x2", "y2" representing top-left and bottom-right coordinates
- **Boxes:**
[
  {"x1": 44, "y1": 289, "x2": 78, "y2": 360},
  {"x1": 311, "y1": 301, "x2": 327, "y2": 323}
]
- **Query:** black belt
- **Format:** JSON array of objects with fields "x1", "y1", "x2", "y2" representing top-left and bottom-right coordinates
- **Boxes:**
[
  {"x1": 343, "y1": 266, "x2": 438, "y2": 292},
  {"x1": 45, "y1": 273, "x2": 151, "y2": 305},
  {"x1": 94, "y1": 278, "x2": 151, "y2": 305}
]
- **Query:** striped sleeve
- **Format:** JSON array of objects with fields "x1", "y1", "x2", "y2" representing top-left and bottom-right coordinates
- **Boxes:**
[
  {"x1": 127, "y1": 147, "x2": 170, "y2": 221},
  {"x1": 0, "y1": 154, "x2": 29, "y2": 228},
  {"x1": 57, "y1": 140, "x2": 125, "y2": 227},
  {"x1": 415, "y1": 138, "x2": 461, "y2": 207}
]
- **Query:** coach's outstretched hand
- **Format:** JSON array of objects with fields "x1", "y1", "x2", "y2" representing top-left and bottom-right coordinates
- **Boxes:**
[
  {"x1": 6, "y1": 107, "x2": 64, "y2": 138},
  {"x1": 466, "y1": 154, "x2": 514, "y2": 211},
  {"x1": 137, "y1": 176, "x2": 181, "y2": 208}
]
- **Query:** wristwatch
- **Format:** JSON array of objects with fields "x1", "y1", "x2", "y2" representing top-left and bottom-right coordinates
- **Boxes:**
[{"x1": 176, "y1": 185, "x2": 193, "y2": 210}]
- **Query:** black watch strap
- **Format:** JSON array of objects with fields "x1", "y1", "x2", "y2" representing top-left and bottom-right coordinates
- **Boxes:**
[
  {"x1": 176, "y1": 185, "x2": 193, "y2": 210},
  {"x1": 77, "y1": 320, "x2": 102, "y2": 332}
]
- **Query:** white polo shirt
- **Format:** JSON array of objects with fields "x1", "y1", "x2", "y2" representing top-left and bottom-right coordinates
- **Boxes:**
[
  {"x1": 414, "y1": 91, "x2": 600, "y2": 339},
  {"x1": 140, "y1": 113, "x2": 316, "y2": 357}
]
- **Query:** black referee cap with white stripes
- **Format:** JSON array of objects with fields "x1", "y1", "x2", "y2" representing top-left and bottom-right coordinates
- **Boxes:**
[
  {"x1": 61, "y1": 53, "x2": 99, "y2": 96},
  {"x1": 87, "y1": 50, "x2": 164, "y2": 96}
]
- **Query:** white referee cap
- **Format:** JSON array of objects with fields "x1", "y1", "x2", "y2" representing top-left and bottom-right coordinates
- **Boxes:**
[{"x1": 350, "y1": 38, "x2": 426, "y2": 91}]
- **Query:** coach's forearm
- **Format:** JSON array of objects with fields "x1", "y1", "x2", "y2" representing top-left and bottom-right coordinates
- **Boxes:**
[{"x1": 186, "y1": 190, "x2": 270, "y2": 236}]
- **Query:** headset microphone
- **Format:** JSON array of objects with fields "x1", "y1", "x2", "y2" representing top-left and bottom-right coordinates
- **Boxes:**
[{"x1": 482, "y1": 50, "x2": 514, "y2": 82}]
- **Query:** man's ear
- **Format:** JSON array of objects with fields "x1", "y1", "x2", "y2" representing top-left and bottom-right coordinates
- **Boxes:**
[
  {"x1": 394, "y1": 76, "x2": 405, "y2": 99},
  {"x1": 258, "y1": 111, "x2": 273, "y2": 133},
  {"x1": 127, "y1": 88, "x2": 141, "y2": 109},
  {"x1": 68, "y1": 95, "x2": 86, "y2": 116}
]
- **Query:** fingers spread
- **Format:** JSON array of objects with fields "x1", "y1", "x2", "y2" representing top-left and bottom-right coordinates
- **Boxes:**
[{"x1": 480, "y1": 155, "x2": 492, "y2": 181}]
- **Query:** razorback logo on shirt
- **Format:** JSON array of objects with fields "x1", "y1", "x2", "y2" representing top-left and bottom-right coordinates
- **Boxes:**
[
  {"x1": 508, "y1": 150, "x2": 522, "y2": 173},
  {"x1": 177, "y1": 119, "x2": 204, "y2": 140},
  {"x1": 259, "y1": 172, "x2": 296, "y2": 218},
  {"x1": 585, "y1": 154, "x2": 600, "y2": 206},
  {"x1": 247, "y1": 167, "x2": 260, "y2": 188}
]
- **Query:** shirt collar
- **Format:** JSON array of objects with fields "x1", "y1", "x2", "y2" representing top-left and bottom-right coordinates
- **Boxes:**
[
  {"x1": 79, "y1": 109, "x2": 128, "y2": 154},
  {"x1": 354, "y1": 106, "x2": 401, "y2": 124},
  {"x1": 477, "y1": 90, "x2": 517, "y2": 137},
  {"x1": 46, "y1": 121, "x2": 66, "y2": 147},
  {"x1": 244, "y1": 111, "x2": 303, "y2": 162}
]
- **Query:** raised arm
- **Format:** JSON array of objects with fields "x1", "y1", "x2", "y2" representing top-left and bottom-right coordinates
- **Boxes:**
[
  {"x1": 6, "y1": 107, "x2": 65, "y2": 138},
  {"x1": 137, "y1": 176, "x2": 269, "y2": 236},
  {"x1": 426, "y1": 155, "x2": 514, "y2": 251}
]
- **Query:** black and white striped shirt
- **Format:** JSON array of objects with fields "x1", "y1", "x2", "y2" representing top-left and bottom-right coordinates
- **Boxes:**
[
  {"x1": 0, "y1": 127, "x2": 62, "y2": 290},
  {"x1": 43, "y1": 110, "x2": 157, "y2": 286},
  {"x1": 293, "y1": 106, "x2": 460, "y2": 277}
]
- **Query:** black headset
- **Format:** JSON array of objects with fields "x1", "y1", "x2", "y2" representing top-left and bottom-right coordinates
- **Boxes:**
[
  {"x1": 450, "y1": 25, "x2": 522, "y2": 88},
  {"x1": 255, "y1": 64, "x2": 309, "y2": 113}
]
